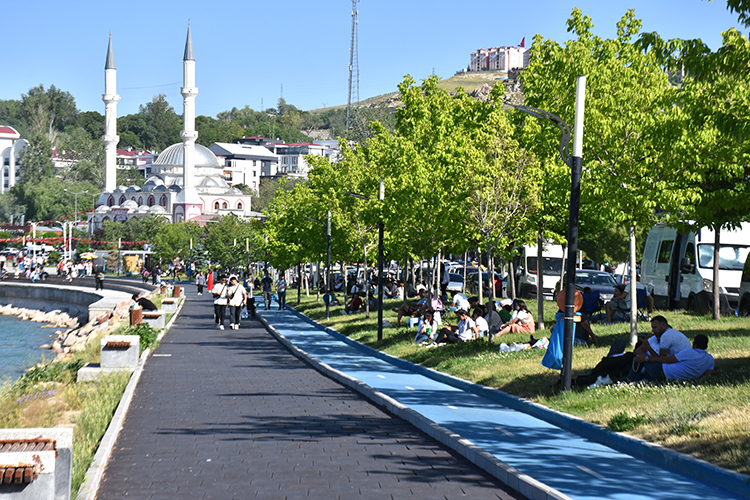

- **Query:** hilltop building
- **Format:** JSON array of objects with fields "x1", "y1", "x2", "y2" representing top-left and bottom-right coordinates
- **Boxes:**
[
  {"x1": 90, "y1": 26, "x2": 256, "y2": 233},
  {"x1": 470, "y1": 45, "x2": 529, "y2": 72}
]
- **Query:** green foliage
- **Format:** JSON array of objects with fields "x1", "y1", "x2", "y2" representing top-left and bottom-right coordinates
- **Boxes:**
[
  {"x1": 204, "y1": 213, "x2": 263, "y2": 268},
  {"x1": 608, "y1": 411, "x2": 648, "y2": 432},
  {"x1": 118, "y1": 94, "x2": 181, "y2": 151},
  {"x1": 21, "y1": 84, "x2": 78, "y2": 141},
  {"x1": 101, "y1": 216, "x2": 165, "y2": 248},
  {"x1": 14, "y1": 359, "x2": 84, "y2": 392},
  {"x1": 153, "y1": 221, "x2": 203, "y2": 263},
  {"x1": 123, "y1": 323, "x2": 160, "y2": 352}
]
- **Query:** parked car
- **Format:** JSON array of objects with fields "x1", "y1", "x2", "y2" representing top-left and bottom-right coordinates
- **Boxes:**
[
  {"x1": 445, "y1": 273, "x2": 464, "y2": 292},
  {"x1": 466, "y1": 271, "x2": 504, "y2": 296},
  {"x1": 553, "y1": 269, "x2": 617, "y2": 302}
]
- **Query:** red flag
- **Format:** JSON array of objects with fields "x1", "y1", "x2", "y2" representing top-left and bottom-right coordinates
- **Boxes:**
[{"x1": 520, "y1": 37, "x2": 525, "y2": 48}]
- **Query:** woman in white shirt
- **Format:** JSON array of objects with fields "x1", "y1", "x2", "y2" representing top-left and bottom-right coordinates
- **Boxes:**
[
  {"x1": 415, "y1": 310, "x2": 439, "y2": 343},
  {"x1": 496, "y1": 299, "x2": 535, "y2": 337},
  {"x1": 436, "y1": 309, "x2": 478, "y2": 343},
  {"x1": 472, "y1": 308, "x2": 490, "y2": 338}
]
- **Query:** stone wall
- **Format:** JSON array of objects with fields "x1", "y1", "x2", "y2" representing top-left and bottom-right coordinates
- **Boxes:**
[{"x1": 0, "y1": 284, "x2": 101, "y2": 323}]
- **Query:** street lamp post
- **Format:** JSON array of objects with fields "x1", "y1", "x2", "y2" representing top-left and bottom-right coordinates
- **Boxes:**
[
  {"x1": 64, "y1": 189, "x2": 89, "y2": 227},
  {"x1": 306, "y1": 211, "x2": 332, "y2": 320},
  {"x1": 511, "y1": 75, "x2": 586, "y2": 392},
  {"x1": 347, "y1": 177, "x2": 385, "y2": 341}
]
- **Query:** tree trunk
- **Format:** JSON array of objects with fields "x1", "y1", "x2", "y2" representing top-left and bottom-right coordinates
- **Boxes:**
[
  {"x1": 341, "y1": 260, "x2": 347, "y2": 304},
  {"x1": 713, "y1": 228, "x2": 721, "y2": 320},
  {"x1": 403, "y1": 251, "x2": 409, "y2": 305},
  {"x1": 508, "y1": 258, "x2": 516, "y2": 299},
  {"x1": 477, "y1": 246, "x2": 483, "y2": 306},
  {"x1": 316, "y1": 262, "x2": 320, "y2": 302},
  {"x1": 297, "y1": 261, "x2": 301, "y2": 305},
  {"x1": 629, "y1": 225, "x2": 638, "y2": 345},
  {"x1": 305, "y1": 264, "x2": 309, "y2": 297},
  {"x1": 537, "y1": 232, "x2": 545, "y2": 330},
  {"x1": 436, "y1": 250, "x2": 442, "y2": 298},
  {"x1": 462, "y1": 251, "x2": 468, "y2": 294},
  {"x1": 363, "y1": 243, "x2": 370, "y2": 319},
  {"x1": 487, "y1": 236, "x2": 496, "y2": 304}
]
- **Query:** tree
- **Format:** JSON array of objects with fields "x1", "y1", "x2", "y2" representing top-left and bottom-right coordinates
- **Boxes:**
[
  {"x1": 101, "y1": 216, "x2": 165, "y2": 250},
  {"x1": 204, "y1": 214, "x2": 262, "y2": 269},
  {"x1": 20, "y1": 85, "x2": 78, "y2": 142},
  {"x1": 56, "y1": 126, "x2": 105, "y2": 186},
  {"x1": 137, "y1": 94, "x2": 181, "y2": 151},
  {"x1": 521, "y1": 9, "x2": 696, "y2": 342},
  {"x1": 640, "y1": 27, "x2": 750, "y2": 318},
  {"x1": 153, "y1": 221, "x2": 203, "y2": 264}
]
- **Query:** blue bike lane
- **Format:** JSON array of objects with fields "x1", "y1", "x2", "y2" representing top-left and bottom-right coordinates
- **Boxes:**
[{"x1": 258, "y1": 304, "x2": 749, "y2": 500}]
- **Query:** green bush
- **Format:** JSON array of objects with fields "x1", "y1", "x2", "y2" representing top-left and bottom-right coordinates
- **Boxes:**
[
  {"x1": 15, "y1": 359, "x2": 85, "y2": 392},
  {"x1": 608, "y1": 411, "x2": 648, "y2": 432},
  {"x1": 123, "y1": 323, "x2": 160, "y2": 352}
]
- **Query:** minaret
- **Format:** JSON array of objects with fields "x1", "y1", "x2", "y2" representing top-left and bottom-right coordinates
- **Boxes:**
[
  {"x1": 102, "y1": 32, "x2": 120, "y2": 194},
  {"x1": 174, "y1": 21, "x2": 203, "y2": 221}
]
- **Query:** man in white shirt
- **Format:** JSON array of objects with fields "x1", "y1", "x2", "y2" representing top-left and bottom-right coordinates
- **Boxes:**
[
  {"x1": 634, "y1": 316, "x2": 691, "y2": 358},
  {"x1": 451, "y1": 291, "x2": 470, "y2": 311},
  {"x1": 628, "y1": 334, "x2": 714, "y2": 383}
]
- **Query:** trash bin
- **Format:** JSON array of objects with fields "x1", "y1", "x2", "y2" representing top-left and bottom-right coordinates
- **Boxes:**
[
  {"x1": 130, "y1": 307, "x2": 143, "y2": 326},
  {"x1": 160, "y1": 285, "x2": 167, "y2": 295},
  {"x1": 173, "y1": 286, "x2": 181, "y2": 298}
]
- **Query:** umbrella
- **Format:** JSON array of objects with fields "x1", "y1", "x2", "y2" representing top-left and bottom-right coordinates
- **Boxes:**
[{"x1": 80, "y1": 252, "x2": 98, "y2": 260}]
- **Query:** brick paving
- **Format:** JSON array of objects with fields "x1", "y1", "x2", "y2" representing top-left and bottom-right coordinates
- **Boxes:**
[{"x1": 97, "y1": 293, "x2": 522, "y2": 500}]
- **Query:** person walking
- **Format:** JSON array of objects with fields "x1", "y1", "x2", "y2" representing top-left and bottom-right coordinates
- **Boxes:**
[
  {"x1": 95, "y1": 270, "x2": 104, "y2": 290},
  {"x1": 261, "y1": 270, "x2": 274, "y2": 310},
  {"x1": 196, "y1": 271, "x2": 206, "y2": 296},
  {"x1": 212, "y1": 275, "x2": 228, "y2": 330},
  {"x1": 276, "y1": 272, "x2": 287, "y2": 311},
  {"x1": 227, "y1": 275, "x2": 247, "y2": 329}
]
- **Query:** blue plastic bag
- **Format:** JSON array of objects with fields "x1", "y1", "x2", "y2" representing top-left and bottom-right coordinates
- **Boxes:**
[{"x1": 541, "y1": 311, "x2": 578, "y2": 370}]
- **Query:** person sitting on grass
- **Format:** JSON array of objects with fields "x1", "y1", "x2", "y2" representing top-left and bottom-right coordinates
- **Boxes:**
[
  {"x1": 485, "y1": 301, "x2": 502, "y2": 335},
  {"x1": 451, "y1": 290, "x2": 470, "y2": 311},
  {"x1": 495, "y1": 299, "x2": 535, "y2": 337},
  {"x1": 605, "y1": 284, "x2": 630, "y2": 324},
  {"x1": 391, "y1": 289, "x2": 428, "y2": 327},
  {"x1": 498, "y1": 299, "x2": 513, "y2": 323},
  {"x1": 626, "y1": 334, "x2": 714, "y2": 383},
  {"x1": 472, "y1": 307, "x2": 490, "y2": 339},
  {"x1": 345, "y1": 293, "x2": 363, "y2": 314},
  {"x1": 435, "y1": 308, "x2": 478, "y2": 344},
  {"x1": 415, "y1": 310, "x2": 439, "y2": 344}
]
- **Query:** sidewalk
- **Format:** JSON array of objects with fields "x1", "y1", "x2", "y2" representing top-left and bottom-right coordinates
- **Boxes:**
[
  {"x1": 96, "y1": 291, "x2": 523, "y2": 500},
  {"x1": 257, "y1": 301, "x2": 749, "y2": 500}
]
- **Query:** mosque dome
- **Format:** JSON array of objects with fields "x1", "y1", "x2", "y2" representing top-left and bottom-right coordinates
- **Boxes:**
[
  {"x1": 198, "y1": 176, "x2": 229, "y2": 189},
  {"x1": 153, "y1": 185, "x2": 168, "y2": 193},
  {"x1": 137, "y1": 205, "x2": 150, "y2": 213},
  {"x1": 149, "y1": 206, "x2": 167, "y2": 214},
  {"x1": 154, "y1": 143, "x2": 222, "y2": 168},
  {"x1": 121, "y1": 200, "x2": 138, "y2": 209},
  {"x1": 227, "y1": 187, "x2": 243, "y2": 195},
  {"x1": 168, "y1": 184, "x2": 182, "y2": 192},
  {"x1": 95, "y1": 205, "x2": 110, "y2": 214},
  {"x1": 126, "y1": 186, "x2": 141, "y2": 193}
]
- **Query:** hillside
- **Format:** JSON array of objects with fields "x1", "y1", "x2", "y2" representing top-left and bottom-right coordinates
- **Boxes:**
[{"x1": 307, "y1": 70, "x2": 519, "y2": 113}]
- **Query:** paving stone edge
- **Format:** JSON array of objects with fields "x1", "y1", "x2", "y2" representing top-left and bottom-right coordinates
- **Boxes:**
[
  {"x1": 77, "y1": 295, "x2": 186, "y2": 500},
  {"x1": 257, "y1": 311, "x2": 572, "y2": 500},
  {"x1": 278, "y1": 304, "x2": 750, "y2": 500}
]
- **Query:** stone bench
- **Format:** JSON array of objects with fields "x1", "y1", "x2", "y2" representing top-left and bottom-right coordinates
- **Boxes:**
[
  {"x1": 0, "y1": 428, "x2": 73, "y2": 500},
  {"x1": 142, "y1": 310, "x2": 165, "y2": 329},
  {"x1": 161, "y1": 299, "x2": 177, "y2": 313},
  {"x1": 77, "y1": 335, "x2": 140, "y2": 382}
]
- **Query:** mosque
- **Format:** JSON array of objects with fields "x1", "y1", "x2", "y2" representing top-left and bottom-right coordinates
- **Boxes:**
[{"x1": 89, "y1": 25, "x2": 255, "y2": 233}]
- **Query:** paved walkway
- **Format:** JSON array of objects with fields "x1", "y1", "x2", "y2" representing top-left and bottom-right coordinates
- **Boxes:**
[
  {"x1": 97, "y1": 292, "x2": 522, "y2": 499},
  {"x1": 257, "y1": 302, "x2": 747, "y2": 500}
]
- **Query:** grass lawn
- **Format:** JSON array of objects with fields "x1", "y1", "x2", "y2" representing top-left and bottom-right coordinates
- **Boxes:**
[{"x1": 289, "y1": 293, "x2": 750, "y2": 476}]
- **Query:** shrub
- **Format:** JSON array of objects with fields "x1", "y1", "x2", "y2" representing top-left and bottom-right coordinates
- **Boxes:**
[
  {"x1": 123, "y1": 323, "x2": 160, "y2": 352},
  {"x1": 608, "y1": 411, "x2": 648, "y2": 432}
]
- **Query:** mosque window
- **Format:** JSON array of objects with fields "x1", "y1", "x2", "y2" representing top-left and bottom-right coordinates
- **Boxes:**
[
  {"x1": 222, "y1": 202, "x2": 228, "y2": 209},
  {"x1": 214, "y1": 201, "x2": 220, "y2": 210},
  {"x1": 237, "y1": 202, "x2": 243, "y2": 210},
  {"x1": 160, "y1": 195, "x2": 167, "y2": 207},
  {"x1": 108, "y1": 196, "x2": 115, "y2": 207},
  {"x1": 119, "y1": 195, "x2": 126, "y2": 204},
  {"x1": 138, "y1": 196, "x2": 143, "y2": 205},
  {"x1": 148, "y1": 195, "x2": 155, "y2": 207}
]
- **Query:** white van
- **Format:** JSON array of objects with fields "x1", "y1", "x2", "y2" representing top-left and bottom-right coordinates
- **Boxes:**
[
  {"x1": 640, "y1": 222, "x2": 750, "y2": 313},
  {"x1": 513, "y1": 243, "x2": 565, "y2": 299}
]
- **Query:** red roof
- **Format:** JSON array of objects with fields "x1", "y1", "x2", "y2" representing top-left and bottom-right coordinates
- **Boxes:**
[{"x1": 0, "y1": 126, "x2": 20, "y2": 139}]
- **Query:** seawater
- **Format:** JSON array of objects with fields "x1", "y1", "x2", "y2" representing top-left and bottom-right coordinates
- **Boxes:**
[{"x1": 0, "y1": 314, "x2": 57, "y2": 383}]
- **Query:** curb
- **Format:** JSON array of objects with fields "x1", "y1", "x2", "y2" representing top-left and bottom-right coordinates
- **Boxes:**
[
  {"x1": 277, "y1": 305, "x2": 750, "y2": 499},
  {"x1": 77, "y1": 294, "x2": 186, "y2": 500},
  {"x1": 257, "y1": 311, "x2": 571, "y2": 500}
]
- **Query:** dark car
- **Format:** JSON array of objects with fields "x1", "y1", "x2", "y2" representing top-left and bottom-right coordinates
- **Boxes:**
[
  {"x1": 553, "y1": 269, "x2": 617, "y2": 302},
  {"x1": 466, "y1": 271, "x2": 504, "y2": 296}
]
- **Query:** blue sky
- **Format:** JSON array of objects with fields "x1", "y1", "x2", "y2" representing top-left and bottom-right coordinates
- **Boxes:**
[{"x1": 2, "y1": 0, "x2": 744, "y2": 118}]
